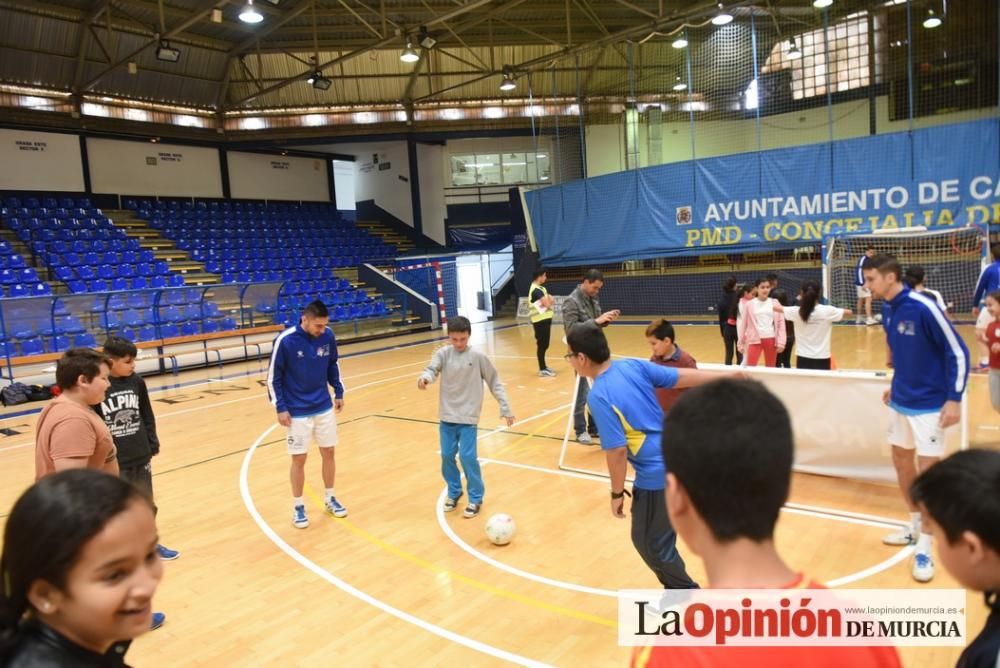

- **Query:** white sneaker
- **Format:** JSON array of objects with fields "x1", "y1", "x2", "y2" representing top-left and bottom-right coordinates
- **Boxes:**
[
  {"x1": 855, "y1": 318, "x2": 864, "y2": 326},
  {"x1": 538, "y1": 368, "x2": 556, "y2": 377},
  {"x1": 882, "y1": 528, "x2": 916, "y2": 545},
  {"x1": 865, "y1": 317, "x2": 877, "y2": 326},
  {"x1": 912, "y1": 552, "x2": 935, "y2": 582},
  {"x1": 576, "y1": 432, "x2": 593, "y2": 445}
]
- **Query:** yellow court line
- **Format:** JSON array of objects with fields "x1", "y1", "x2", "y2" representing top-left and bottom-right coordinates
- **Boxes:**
[
  {"x1": 302, "y1": 484, "x2": 617, "y2": 629},
  {"x1": 482, "y1": 409, "x2": 573, "y2": 459}
]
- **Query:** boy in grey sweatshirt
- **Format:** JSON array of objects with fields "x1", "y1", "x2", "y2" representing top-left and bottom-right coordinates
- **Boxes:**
[{"x1": 418, "y1": 316, "x2": 515, "y2": 518}]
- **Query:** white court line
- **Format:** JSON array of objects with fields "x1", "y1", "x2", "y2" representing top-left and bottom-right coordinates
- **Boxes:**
[
  {"x1": 825, "y1": 546, "x2": 915, "y2": 587},
  {"x1": 240, "y1": 424, "x2": 550, "y2": 668},
  {"x1": 476, "y1": 402, "x2": 572, "y2": 441},
  {"x1": 463, "y1": 457, "x2": 912, "y2": 589},
  {"x1": 0, "y1": 372, "x2": 414, "y2": 455},
  {"x1": 435, "y1": 481, "x2": 618, "y2": 598}
]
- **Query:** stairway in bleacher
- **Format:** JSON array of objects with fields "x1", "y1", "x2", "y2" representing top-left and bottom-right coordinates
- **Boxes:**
[
  {"x1": 102, "y1": 210, "x2": 221, "y2": 285},
  {"x1": 355, "y1": 220, "x2": 414, "y2": 255}
]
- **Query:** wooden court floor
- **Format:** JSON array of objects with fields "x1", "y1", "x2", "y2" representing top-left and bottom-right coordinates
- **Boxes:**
[{"x1": 0, "y1": 319, "x2": 996, "y2": 667}]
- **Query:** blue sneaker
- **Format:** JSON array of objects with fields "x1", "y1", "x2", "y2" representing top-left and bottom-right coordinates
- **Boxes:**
[
  {"x1": 912, "y1": 552, "x2": 935, "y2": 583},
  {"x1": 292, "y1": 504, "x2": 309, "y2": 529},
  {"x1": 150, "y1": 612, "x2": 166, "y2": 631},
  {"x1": 156, "y1": 544, "x2": 180, "y2": 561},
  {"x1": 325, "y1": 496, "x2": 348, "y2": 518}
]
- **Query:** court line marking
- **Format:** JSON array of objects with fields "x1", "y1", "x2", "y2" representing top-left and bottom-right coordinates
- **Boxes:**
[
  {"x1": 239, "y1": 424, "x2": 553, "y2": 668},
  {"x1": 300, "y1": 485, "x2": 616, "y2": 628},
  {"x1": 440, "y1": 457, "x2": 913, "y2": 591},
  {"x1": 434, "y1": 482, "x2": 618, "y2": 598},
  {"x1": 0, "y1": 371, "x2": 417, "y2": 455}
]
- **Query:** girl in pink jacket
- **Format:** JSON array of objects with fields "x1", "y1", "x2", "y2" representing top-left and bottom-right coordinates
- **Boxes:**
[{"x1": 737, "y1": 277, "x2": 786, "y2": 367}]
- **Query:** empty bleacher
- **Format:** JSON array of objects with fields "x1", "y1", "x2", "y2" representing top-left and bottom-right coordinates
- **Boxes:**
[{"x1": 0, "y1": 195, "x2": 423, "y2": 364}]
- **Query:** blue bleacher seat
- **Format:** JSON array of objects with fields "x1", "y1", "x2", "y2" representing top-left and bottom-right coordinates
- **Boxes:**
[
  {"x1": 73, "y1": 332, "x2": 97, "y2": 348},
  {"x1": 220, "y1": 317, "x2": 236, "y2": 330},
  {"x1": 137, "y1": 326, "x2": 157, "y2": 342},
  {"x1": 20, "y1": 338, "x2": 45, "y2": 356},
  {"x1": 150, "y1": 275, "x2": 167, "y2": 289},
  {"x1": 202, "y1": 319, "x2": 219, "y2": 333},
  {"x1": 169, "y1": 274, "x2": 185, "y2": 287},
  {"x1": 90, "y1": 279, "x2": 110, "y2": 292},
  {"x1": 8, "y1": 284, "x2": 27, "y2": 298},
  {"x1": 111, "y1": 278, "x2": 128, "y2": 292},
  {"x1": 50, "y1": 335, "x2": 71, "y2": 352},
  {"x1": 181, "y1": 321, "x2": 198, "y2": 336},
  {"x1": 160, "y1": 323, "x2": 180, "y2": 338}
]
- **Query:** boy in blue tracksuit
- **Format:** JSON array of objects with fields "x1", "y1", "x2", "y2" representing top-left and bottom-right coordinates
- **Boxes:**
[
  {"x1": 972, "y1": 243, "x2": 1000, "y2": 370},
  {"x1": 267, "y1": 300, "x2": 347, "y2": 529},
  {"x1": 863, "y1": 254, "x2": 969, "y2": 584}
]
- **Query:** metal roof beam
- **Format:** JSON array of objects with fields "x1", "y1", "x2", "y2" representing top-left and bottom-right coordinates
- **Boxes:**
[
  {"x1": 81, "y1": 0, "x2": 232, "y2": 93},
  {"x1": 227, "y1": 0, "x2": 314, "y2": 56},
  {"x1": 230, "y1": 0, "x2": 498, "y2": 108}
]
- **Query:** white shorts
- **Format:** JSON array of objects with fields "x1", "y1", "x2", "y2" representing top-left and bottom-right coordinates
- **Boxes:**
[
  {"x1": 856, "y1": 285, "x2": 872, "y2": 299},
  {"x1": 887, "y1": 409, "x2": 945, "y2": 458},
  {"x1": 287, "y1": 409, "x2": 338, "y2": 455},
  {"x1": 976, "y1": 307, "x2": 993, "y2": 330}
]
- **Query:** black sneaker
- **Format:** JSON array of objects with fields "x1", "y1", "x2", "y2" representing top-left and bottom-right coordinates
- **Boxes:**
[
  {"x1": 463, "y1": 502, "x2": 481, "y2": 518},
  {"x1": 444, "y1": 492, "x2": 463, "y2": 512}
]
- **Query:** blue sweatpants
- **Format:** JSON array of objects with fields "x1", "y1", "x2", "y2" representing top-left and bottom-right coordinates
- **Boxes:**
[{"x1": 439, "y1": 421, "x2": 483, "y2": 503}]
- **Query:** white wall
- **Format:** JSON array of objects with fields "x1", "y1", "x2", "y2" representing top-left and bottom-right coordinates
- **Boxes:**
[
  {"x1": 0, "y1": 129, "x2": 84, "y2": 192},
  {"x1": 227, "y1": 152, "x2": 329, "y2": 202},
  {"x1": 332, "y1": 160, "x2": 356, "y2": 210},
  {"x1": 87, "y1": 138, "x2": 223, "y2": 197},
  {"x1": 308, "y1": 141, "x2": 413, "y2": 226},
  {"x1": 416, "y1": 143, "x2": 447, "y2": 245}
]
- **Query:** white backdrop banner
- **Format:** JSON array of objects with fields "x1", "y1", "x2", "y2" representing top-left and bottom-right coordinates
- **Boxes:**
[
  {"x1": 0, "y1": 129, "x2": 84, "y2": 192},
  {"x1": 698, "y1": 363, "x2": 965, "y2": 484}
]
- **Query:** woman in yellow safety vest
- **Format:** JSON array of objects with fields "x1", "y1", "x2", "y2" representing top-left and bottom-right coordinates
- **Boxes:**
[{"x1": 528, "y1": 268, "x2": 556, "y2": 377}]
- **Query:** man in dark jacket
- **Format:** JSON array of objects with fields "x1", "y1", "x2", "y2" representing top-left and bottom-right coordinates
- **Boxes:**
[{"x1": 561, "y1": 269, "x2": 619, "y2": 444}]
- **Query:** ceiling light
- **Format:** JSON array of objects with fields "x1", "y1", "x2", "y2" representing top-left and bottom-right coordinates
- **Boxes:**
[
  {"x1": 155, "y1": 41, "x2": 180, "y2": 63},
  {"x1": 239, "y1": 0, "x2": 264, "y2": 23},
  {"x1": 400, "y1": 40, "x2": 419, "y2": 63},
  {"x1": 671, "y1": 37, "x2": 688, "y2": 49},
  {"x1": 672, "y1": 76, "x2": 687, "y2": 91},
  {"x1": 711, "y1": 3, "x2": 733, "y2": 26},
  {"x1": 923, "y1": 9, "x2": 942, "y2": 29},
  {"x1": 787, "y1": 38, "x2": 802, "y2": 59},
  {"x1": 307, "y1": 71, "x2": 331, "y2": 90},
  {"x1": 813, "y1": 0, "x2": 833, "y2": 7},
  {"x1": 418, "y1": 26, "x2": 436, "y2": 50},
  {"x1": 127, "y1": 61, "x2": 137, "y2": 75},
  {"x1": 499, "y1": 66, "x2": 516, "y2": 91}
]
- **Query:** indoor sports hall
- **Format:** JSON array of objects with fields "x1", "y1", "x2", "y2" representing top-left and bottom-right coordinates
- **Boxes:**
[{"x1": 0, "y1": 1, "x2": 998, "y2": 667}]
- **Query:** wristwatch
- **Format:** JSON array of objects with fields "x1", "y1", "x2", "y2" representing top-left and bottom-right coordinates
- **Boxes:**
[{"x1": 611, "y1": 489, "x2": 631, "y2": 500}]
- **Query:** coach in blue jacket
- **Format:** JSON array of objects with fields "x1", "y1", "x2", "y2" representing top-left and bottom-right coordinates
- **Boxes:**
[
  {"x1": 863, "y1": 255, "x2": 969, "y2": 585},
  {"x1": 267, "y1": 300, "x2": 348, "y2": 530}
]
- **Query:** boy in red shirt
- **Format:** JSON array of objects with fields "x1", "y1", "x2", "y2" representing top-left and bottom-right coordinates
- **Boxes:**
[
  {"x1": 976, "y1": 289, "x2": 1000, "y2": 413},
  {"x1": 645, "y1": 319, "x2": 697, "y2": 415},
  {"x1": 634, "y1": 379, "x2": 901, "y2": 668}
]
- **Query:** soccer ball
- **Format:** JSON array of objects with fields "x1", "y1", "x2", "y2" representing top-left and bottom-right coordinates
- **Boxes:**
[{"x1": 485, "y1": 513, "x2": 516, "y2": 546}]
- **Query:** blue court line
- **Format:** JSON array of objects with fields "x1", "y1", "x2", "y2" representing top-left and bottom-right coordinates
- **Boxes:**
[{"x1": 0, "y1": 322, "x2": 524, "y2": 422}]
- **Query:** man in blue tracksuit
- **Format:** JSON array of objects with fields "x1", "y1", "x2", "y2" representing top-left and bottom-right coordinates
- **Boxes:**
[
  {"x1": 855, "y1": 244, "x2": 876, "y2": 325},
  {"x1": 972, "y1": 243, "x2": 1000, "y2": 370},
  {"x1": 267, "y1": 300, "x2": 347, "y2": 529},
  {"x1": 864, "y1": 254, "x2": 969, "y2": 584}
]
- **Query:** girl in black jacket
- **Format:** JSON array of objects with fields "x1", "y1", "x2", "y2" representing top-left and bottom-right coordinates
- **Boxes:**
[{"x1": 0, "y1": 470, "x2": 162, "y2": 667}]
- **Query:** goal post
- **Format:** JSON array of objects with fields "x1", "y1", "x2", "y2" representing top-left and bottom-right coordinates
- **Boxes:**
[{"x1": 822, "y1": 226, "x2": 987, "y2": 311}]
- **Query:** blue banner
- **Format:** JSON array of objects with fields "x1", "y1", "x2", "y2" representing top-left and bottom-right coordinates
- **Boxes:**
[{"x1": 526, "y1": 118, "x2": 1000, "y2": 266}]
